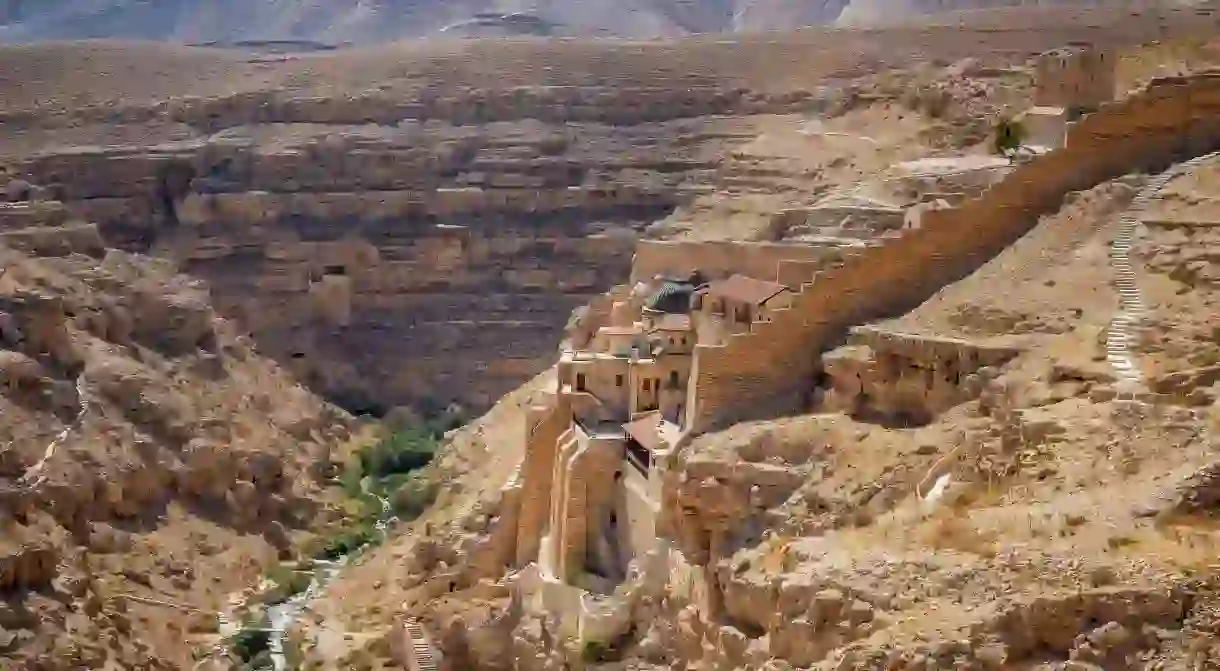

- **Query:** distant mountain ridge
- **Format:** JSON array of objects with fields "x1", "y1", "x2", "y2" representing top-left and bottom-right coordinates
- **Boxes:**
[{"x1": 0, "y1": 0, "x2": 1144, "y2": 42}]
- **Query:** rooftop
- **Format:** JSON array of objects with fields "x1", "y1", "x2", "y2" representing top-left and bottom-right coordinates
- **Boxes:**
[
  {"x1": 704, "y1": 274, "x2": 790, "y2": 306},
  {"x1": 650, "y1": 314, "x2": 692, "y2": 332},
  {"x1": 623, "y1": 411, "x2": 665, "y2": 453}
]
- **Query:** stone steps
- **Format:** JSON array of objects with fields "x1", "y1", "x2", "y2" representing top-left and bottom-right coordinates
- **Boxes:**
[
  {"x1": 1105, "y1": 150, "x2": 1220, "y2": 393},
  {"x1": 404, "y1": 619, "x2": 438, "y2": 671}
]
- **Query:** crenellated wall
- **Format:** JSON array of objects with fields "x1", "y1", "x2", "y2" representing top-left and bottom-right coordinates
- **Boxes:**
[{"x1": 687, "y1": 72, "x2": 1220, "y2": 433}]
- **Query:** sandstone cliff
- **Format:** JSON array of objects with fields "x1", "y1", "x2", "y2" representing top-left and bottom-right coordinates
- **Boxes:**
[{"x1": 0, "y1": 192, "x2": 356, "y2": 669}]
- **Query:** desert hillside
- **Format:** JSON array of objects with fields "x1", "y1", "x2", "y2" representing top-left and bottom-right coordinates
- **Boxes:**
[
  {"x1": 4, "y1": 6, "x2": 1220, "y2": 671},
  {"x1": 0, "y1": 191, "x2": 365, "y2": 668}
]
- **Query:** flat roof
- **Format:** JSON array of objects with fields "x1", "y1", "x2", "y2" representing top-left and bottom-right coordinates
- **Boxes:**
[
  {"x1": 704, "y1": 274, "x2": 790, "y2": 305},
  {"x1": 650, "y1": 314, "x2": 692, "y2": 331},
  {"x1": 623, "y1": 411, "x2": 665, "y2": 453}
]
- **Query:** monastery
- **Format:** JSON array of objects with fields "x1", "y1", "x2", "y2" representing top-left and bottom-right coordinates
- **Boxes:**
[{"x1": 506, "y1": 42, "x2": 1123, "y2": 600}]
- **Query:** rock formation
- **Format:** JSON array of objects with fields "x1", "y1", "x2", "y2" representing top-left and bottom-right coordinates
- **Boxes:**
[{"x1": 0, "y1": 186, "x2": 356, "y2": 669}]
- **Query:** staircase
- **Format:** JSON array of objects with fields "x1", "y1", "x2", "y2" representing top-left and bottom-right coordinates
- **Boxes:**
[
  {"x1": 403, "y1": 618, "x2": 438, "y2": 671},
  {"x1": 1106, "y1": 150, "x2": 1220, "y2": 394}
]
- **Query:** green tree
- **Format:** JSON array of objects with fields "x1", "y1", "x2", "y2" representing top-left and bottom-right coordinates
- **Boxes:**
[{"x1": 992, "y1": 116, "x2": 1026, "y2": 158}]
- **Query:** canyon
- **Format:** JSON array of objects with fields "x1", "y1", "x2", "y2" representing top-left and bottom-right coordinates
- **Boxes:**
[
  {"x1": 4, "y1": 4, "x2": 1218, "y2": 420},
  {"x1": 4, "y1": 6, "x2": 1220, "y2": 671}
]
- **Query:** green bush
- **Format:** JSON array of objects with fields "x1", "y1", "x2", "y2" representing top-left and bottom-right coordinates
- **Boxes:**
[
  {"x1": 580, "y1": 640, "x2": 610, "y2": 662},
  {"x1": 263, "y1": 564, "x2": 312, "y2": 605},
  {"x1": 313, "y1": 521, "x2": 377, "y2": 561},
  {"x1": 359, "y1": 428, "x2": 438, "y2": 480},
  {"x1": 991, "y1": 116, "x2": 1026, "y2": 157},
  {"x1": 230, "y1": 627, "x2": 270, "y2": 664}
]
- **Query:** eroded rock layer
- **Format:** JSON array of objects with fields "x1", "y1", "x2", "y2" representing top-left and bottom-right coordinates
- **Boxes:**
[{"x1": 10, "y1": 116, "x2": 762, "y2": 413}]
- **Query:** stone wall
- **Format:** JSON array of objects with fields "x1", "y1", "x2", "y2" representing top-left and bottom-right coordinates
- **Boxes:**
[
  {"x1": 1033, "y1": 46, "x2": 1116, "y2": 109},
  {"x1": 514, "y1": 398, "x2": 570, "y2": 566},
  {"x1": 687, "y1": 72, "x2": 1220, "y2": 433},
  {"x1": 822, "y1": 326, "x2": 1021, "y2": 426},
  {"x1": 630, "y1": 240, "x2": 842, "y2": 285}
]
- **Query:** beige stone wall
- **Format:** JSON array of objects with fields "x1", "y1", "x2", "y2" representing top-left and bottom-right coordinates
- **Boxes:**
[
  {"x1": 822, "y1": 327, "x2": 1020, "y2": 424},
  {"x1": 688, "y1": 72, "x2": 1220, "y2": 433},
  {"x1": 630, "y1": 240, "x2": 838, "y2": 285},
  {"x1": 548, "y1": 424, "x2": 624, "y2": 583},
  {"x1": 1033, "y1": 47, "x2": 1117, "y2": 109},
  {"x1": 514, "y1": 398, "x2": 570, "y2": 566},
  {"x1": 1020, "y1": 106, "x2": 1071, "y2": 149},
  {"x1": 617, "y1": 459, "x2": 660, "y2": 564}
]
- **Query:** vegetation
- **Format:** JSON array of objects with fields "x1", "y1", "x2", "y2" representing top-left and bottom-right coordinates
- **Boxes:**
[
  {"x1": 358, "y1": 427, "x2": 438, "y2": 480},
  {"x1": 991, "y1": 115, "x2": 1026, "y2": 157},
  {"x1": 230, "y1": 626, "x2": 271, "y2": 665},
  {"x1": 263, "y1": 563, "x2": 313, "y2": 604},
  {"x1": 313, "y1": 518, "x2": 379, "y2": 561},
  {"x1": 314, "y1": 424, "x2": 442, "y2": 560},
  {"x1": 580, "y1": 640, "x2": 610, "y2": 662}
]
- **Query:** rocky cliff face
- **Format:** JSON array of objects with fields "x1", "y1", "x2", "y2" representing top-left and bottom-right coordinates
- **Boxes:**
[
  {"x1": 9, "y1": 97, "x2": 782, "y2": 415},
  {"x1": 0, "y1": 190, "x2": 356, "y2": 669}
]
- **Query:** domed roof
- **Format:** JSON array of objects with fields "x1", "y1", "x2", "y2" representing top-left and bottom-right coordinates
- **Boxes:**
[{"x1": 644, "y1": 270, "x2": 706, "y2": 314}]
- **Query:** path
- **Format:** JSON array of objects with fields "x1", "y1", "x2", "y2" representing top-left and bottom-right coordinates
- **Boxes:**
[{"x1": 1105, "y1": 150, "x2": 1220, "y2": 394}]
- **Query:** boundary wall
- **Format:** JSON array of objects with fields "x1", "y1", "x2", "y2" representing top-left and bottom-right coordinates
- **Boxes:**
[
  {"x1": 688, "y1": 72, "x2": 1220, "y2": 432},
  {"x1": 630, "y1": 240, "x2": 842, "y2": 285},
  {"x1": 515, "y1": 398, "x2": 571, "y2": 566}
]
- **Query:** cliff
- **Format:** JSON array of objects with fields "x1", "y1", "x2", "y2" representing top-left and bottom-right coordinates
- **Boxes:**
[
  {"x1": 8, "y1": 111, "x2": 771, "y2": 415},
  {"x1": 0, "y1": 193, "x2": 356, "y2": 669}
]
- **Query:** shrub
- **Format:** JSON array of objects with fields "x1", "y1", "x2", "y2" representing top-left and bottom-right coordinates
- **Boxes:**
[
  {"x1": 580, "y1": 640, "x2": 610, "y2": 662},
  {"x1": 313, "y1": 521, "x2": 377, "y2": 561},
  {"x1": 359, "y1": 428, "x2": 438, "y2": 480},
  {"x1": 263, "y1": 564, "x2": 313, "y2": 605},
  {"x1": 991, "y1": 116, "x2": 1026, "y2": 157},
  {"x1": 230, "y1": 627, "x2": 270, "y2": 664}
]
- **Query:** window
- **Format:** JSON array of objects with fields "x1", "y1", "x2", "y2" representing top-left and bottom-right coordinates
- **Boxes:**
[
  {"x1": 736, "y1": 306, "x2": 750, "y2": 323},
  {"x1": 642, "y1": 379, "x2": 651, "y2": 391},
  {"x1": 616, "y1": 374, "x2": 624, "y2": 387},
  {"x1": 576, "y1": 373, "x2": 586, "y2": 391},
  {"x1": 692, "y1": 295, "x2": 703, "y2": 310},
  {"x1": 669, "y1": 371, "x2": 679, "y2": 387},
  {"x1": 323, "y1": 264, "x2": 347, "y2": 276}
]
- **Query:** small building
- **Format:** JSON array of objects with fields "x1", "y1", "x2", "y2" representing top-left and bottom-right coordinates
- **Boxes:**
[
  {"x1": 1032, "y1": 44, "x2": 1116, "y2": 112},
  {"x1": 1016, "y1": 105, "x2": 1070, "y2": 150},
  {"x1": 692, "y1": 274, "x2": 793, "y2": 343},
  {"x1": 644, "y1": 313, "x2": 694, "y2": 354}
]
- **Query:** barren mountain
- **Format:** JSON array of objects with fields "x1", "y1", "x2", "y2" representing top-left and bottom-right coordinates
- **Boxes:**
[{"x1": 0, "y1": 0, "x2": 1145, "y2": 41}]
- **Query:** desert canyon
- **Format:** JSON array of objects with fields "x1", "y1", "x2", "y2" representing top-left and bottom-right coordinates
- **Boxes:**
[{"x1": 4, "y1": 2, "x2": 1220, "y2": 670}]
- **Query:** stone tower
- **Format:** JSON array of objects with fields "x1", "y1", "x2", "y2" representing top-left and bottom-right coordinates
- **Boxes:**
[{"x1": 1032, "y1": 43, "x2": 1116, "y2": 111}]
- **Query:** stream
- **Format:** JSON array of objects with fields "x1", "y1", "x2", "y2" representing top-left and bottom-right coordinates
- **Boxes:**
[{"x1": 218, "y1": 482, "x2": 396, "y2": 670}]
